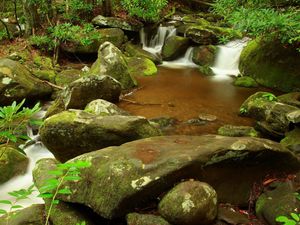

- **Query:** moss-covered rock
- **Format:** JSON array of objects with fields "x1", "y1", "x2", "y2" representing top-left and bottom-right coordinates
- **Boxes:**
[
  {"x1": 33, "y1": 135, "x2": 300, "y2": 219},
  {"x1": 218, "y1": 125, "x2": 259, "y2": 137},
  {"x1": 192, "y1": 45, "x2": 216, "y2": 66},
  {"x1": 159, "y1": 180, "x2": 218, "y2": 225},
  {"x1": 61, "y1": 28, "x2": 125, "y2": 54},
  {"x1": 33, "y1": 55, "x2": 53, "y2": 70},
  {"x1": 90, "y1": 42, "x2": 137, "y2": 89},
  {"x1": 32, "y1": 69, "x2": 57, "y2": 83},
  {"x1": 286, "y1": 110, "x2": 300, "y2": 124},
  {"x1": 199, "y1": 65, "x2": 214, "y2": 76},
  {"x1": 0, "y1": 145, "x2": 29, "y2": 184},
  {"x1": 280, "y1": 128, "x2": 300, "y2": 154},
  {"x1": 162, "y1": 36, "x2": 190, "y2": 61},
  {"x1": 40, "y1": 110, "x2": 161, "y2": 161},
  {"x1": 55, "y1": 69, "x2": 83, "y2": 86},
  {"x1": 0, "y1": 204, "x2": 46, "y2": 225},
  {"x1": 126, "y1": 213, "x2": 171, "y2": 225},
  {"x1": 125, "y1": 42, "x2": 162, "y2": 64},
  {"x1": 92, "y1": 15, "x2": 143, "y2": 32},
  {"x1": 239, "y1": 38, "x2": 300, "y2": 92},
  {"x1": 278, "y1": 92, "x2": 300, "y2": 108},
  {"x1": 84, "y1": 99, "x2": 129, "y2": 116},
  {"x1": 256, "y1": 181, "x2": 300, "y2": 225},
  {"x1": 127, "y1": 57, "x2": 158, "y2": 77},
  {"x1": 234, "y1": 76, "x2": 258, "y2": 88},
  {"x1": 45, "y1": 74, "x2": 122, "y2": 117},
  {"x1": 0, "y1": 58, "x2": 53, "y2": 105}
]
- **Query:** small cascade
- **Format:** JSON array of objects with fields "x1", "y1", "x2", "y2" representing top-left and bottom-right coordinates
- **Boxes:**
[
  {"x1": 211, "y1": 38, "x2": 249, "y2": 77},
  {"x1": 0, "y1": 112, "x2": 54, "y2": 211},
  {"x1": 162, "y1": 47, "x2": 197, "y2": 68},
  {"x1": 140, "y1": 25, "x2": 177, "y2": 55}
]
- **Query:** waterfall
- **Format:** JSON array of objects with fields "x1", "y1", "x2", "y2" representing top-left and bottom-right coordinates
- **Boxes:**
[
  {"x1": 162, "y1": 47, "x2": 197, "y2": 68},
  {"x1": 211, "y1": 38, "x2": 249, "y2": 77},
  {"x1": 140, "y1": 25, "x2": 177, "y2": 55}
]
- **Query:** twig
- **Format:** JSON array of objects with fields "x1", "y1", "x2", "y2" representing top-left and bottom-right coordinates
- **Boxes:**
[
  {"x1": 42, "y1": 80, "x2": 63, "y2": 90},
  {"x1": 121, "y1": 98, "x2": 162, "y2": 106}
]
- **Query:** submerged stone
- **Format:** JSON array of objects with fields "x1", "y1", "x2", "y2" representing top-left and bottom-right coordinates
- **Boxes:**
[
  {"x1": 34, "y1": 135, "x2": 299, "y2": 219},
  {"x1": 158, "y1": 180, "x2": 218, "y2": 225},
  {"x1": 234, "y1": 76, "x2": 258, "y2": 88},
  {"x1": 218, "y1": 125, "x2": 259, "y2": 137}
]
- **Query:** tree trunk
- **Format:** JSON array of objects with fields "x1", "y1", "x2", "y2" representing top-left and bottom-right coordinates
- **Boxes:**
[
  {"x1": 22, "y1": 0, "x2": 40, "y2": 35},
  {"x1": 103, "y1": 0, "x2": 112, "y2": 17}
]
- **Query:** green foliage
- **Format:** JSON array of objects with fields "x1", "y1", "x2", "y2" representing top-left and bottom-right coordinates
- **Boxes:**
[
  {"x1": 0, "y1": 99, "x2": 42, "y2": 147},
  {"x1": 121, "y1": 0, "x2": 168, "y2": 22},
  {"x1": 276, "y1": 193, "x2": 300, "y2": 225},
  {"x1": 0, "y1": 185, "x2": 35, "y2": 225},
  {"x1": 0, "y1": 29, "x2": 8, "y2": 41},
  {"x1": 38, "y1": 160, "x2": 91, "y2": 225},
  {"x1": 239, "y1": 107, "x2": 248, "y2": 115},
  {"x1": 29, "y1": 35, "x2": 55, "y2": 51},
  {"x1": 262, "y1": 93, "x2": 277, "y2": 101},
  {"x1": 65, "y1": 0, "x2": 93, "y2": 22},
  {"x1": 212, "y1": 0, "x2": 300, "y2": 47}
]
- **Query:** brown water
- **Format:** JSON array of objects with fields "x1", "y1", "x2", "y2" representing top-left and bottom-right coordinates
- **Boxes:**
[{"x1": 118, "y1": 67, "x2": 274, "y2": 135}]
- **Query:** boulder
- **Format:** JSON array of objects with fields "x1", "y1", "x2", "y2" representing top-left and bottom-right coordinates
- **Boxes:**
[
  {"x1": 84, "y1": 99, "x2": 129, "y2": 116},
  {"x1": 161, "y1": 36, "x2": 190, "y2": 60},
  {"x1": 0, "y1": 146, "x2": 29, "y2": 184},
  {"x1": 217, "y1": 205, "x2": 250, "y2": 224},
  {"x1": 33, "y1": 135, "x2": 300, "y2": 219},
  {"x1": 239, "y1": 38, "x2": 300, "y2": 92},
  {"x1": 186, "y1": 26, "x2": 218, "y2": 45},
  {"x1": 55, "y1": 69, "x2": 83, "y2": 86},
  {"x1": 234, "y1": 76, "x2": 258, "y2": 88},
  {"x1": 126, "y1": 213, "x2": 171, "y2": 225},
  {"x1": 40, "y1": 110, "x2": 161, "y2": 162},
  {"x1": 125, "y1": 43, "x2": 162, "y2": 64},
  {"x1": 0, "y1": 58, "x2": 52, "y2": 105},
  {"x1": 218, "y1": 125, "x2": 259, "y2": 137},
  {"x1": 158, "y1": 180, "x2": 218, "y2": 225},
  {"x1": 192, "y1": 45, "x2": 216, "y2": 66},
  {"x1": 90, "y1": 42, "x2": 137, "y2": 89},
  {"x1": 45, "y1": 75, "x2": 121, "y2": 117},
  {"x1": 286, "y1": 110, "x2": 300, "y2": 124},
  {"x1": 127, "y1": 57, "x2": 158, "y2": 77},
  {"x1": 61, "y1": 28, "x2": 125, "y2": 54},
  {"x1": 240, "y1": 92, "x2": 298, "y2": 137},
  {"x1": 0, "y1": 204, "x2": 46, "y2": 225},
  {"x1": 256, "y1": 181, "x2": 300, "y2": 225},
  {"x1": 278, "y1": 92, "x2": 300, "y2": 108},
  {"x1": 32, "y1": 69, "x2": 57, "y2": 83},
  {"x1": 92, "y1": 15, "x2": 143, "y2": 32},
  {"x1": 280, "y1": 128, "x2": 300, "y2": 154}
]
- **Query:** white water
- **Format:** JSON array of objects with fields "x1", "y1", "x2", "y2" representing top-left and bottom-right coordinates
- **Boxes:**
[
  {"x1": 140, "y1": 25, "x2": 177, "y2": 55},
  {"x1": 162, "y1": 47, "x2": 197, "y2": 68},
  {"x1": 0, "y1": 121, "x2": 54, "y2": 211},
  {"x1": 211, "y1": 38, "x2": 249, "y2": 77}
]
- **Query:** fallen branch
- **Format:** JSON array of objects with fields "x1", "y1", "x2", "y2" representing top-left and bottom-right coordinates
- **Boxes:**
[
  {"x1": 42, "y1": 80, "x2": 63, "y2": 90},
  {"x1": 121, "y1": 98, "x2": 162, "y2": 106}
]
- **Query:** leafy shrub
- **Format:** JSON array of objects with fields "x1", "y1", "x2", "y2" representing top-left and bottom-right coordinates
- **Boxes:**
[
  {"x1": 29, "y1": 35, "x2": 55, "y2": 51},
  {"x1": 0, "y1": 99, "x2": 41, "y2": 147},
  {"x1": 121, "y1": 0, "x2": 168, "y2": 22}
]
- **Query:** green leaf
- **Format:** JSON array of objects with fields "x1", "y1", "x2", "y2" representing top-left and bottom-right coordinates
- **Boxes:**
[
  {"x1": 0, "y1": 209, "x2": 7, "y2": 214},
  {"x1": 290, "y1": 213, "x2": 300, "y2": 221},
  {"x1": 38, "y1": 193, "x2": 54, "y2": 199},
  {"x1": 0, "y1": 200, "x2": 12, "y2": 205},
  {"x1": 48, "y1": 170, "x2": 64, "y2": 176},
  {"x1": 46, "y1": 179, "x2": 59, "y2": 186},
  {"x1": 52, "y1": 199, "x2": 60, "y2": 205},
  {"x1": 64, "y1": 175, "x2": 81, "y2": 181},
  {"x1": 58, "y1": 189, "x2": 72, "y2": 195},
  {"x1": 11, "y1": 205, "x2": 23, "y2": 209}
]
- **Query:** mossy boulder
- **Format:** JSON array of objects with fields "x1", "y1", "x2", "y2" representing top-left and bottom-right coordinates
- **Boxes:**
[
  {"x1": 55, "y1": 69, "x2": 83, "y2": 86},
  {"x1": 159, "y1": 181, "x2": 218, "y2": 225},
  {"x1": 278, "y1": 92, "x2": 300, "y2": 108},
  {"x1": 33, "y1": 135, "x2": 300, "y2": 219},
  {"x1": 256, "y1": 181, "x2": 300, "y2": 225},
  {"x1": 240, "y1": 92, "x2": 298, "y2": 137},
  {"x1": 0, "y1": 58, "x2": 52, "y2": 105},
  {"x1": 192, "y1": 45, "x2": 216, "y2": 66},
  {"x1": 161, "y1": 36, "x2": 190, "y2": 61},
  {"x1": 286, "y1": 110, "x2": 300, "y2": 124},
  {"x1": 125, "y1": 43, "x2": 162, "y2": 64},
  {"x1": 0, "y1": 145, "x2": 29, "y2": 184},
  {"x1": 45, "y1": 75, "x2": 121, "y2": 117},
  {"x1": 127, "y1": 57, "x2": 158, "y2": 77},
  {"x1": 40, "y1": 110, "x2": 161, "y2": 161},
  {"x1": 32, "y1": 55, "x2": 53, "y2": 70},
  {"x1": 61, "y1": 28, "x2": 125, "y2": 54},
  {"x1": 199, "y1": 65, "x2": 214, "y2": 76},
  {"x1": 32, "y1": 69, "x2": 57, "y2": 83},
  {"x1": 92, "y1": 15, "x2": 143, "y2": 32},
  {"x1": 186, "y1": 26, "x2": 218, "y2": 45},
  {"x1": 0, "y1": 204, "x2": 46, "y2": 225},
  {"x1": 84, "y1": 99, "x2": 129, "y2": 116},
  {"x1": 234, "y1": 76, "x2": 258, "y2": 88},
  {"x1": 218, "y1": 125, "x2": 259, "y2": 137},
  {"x1": 90, "y1": 42, "x2": 137, "y2": 89},
  {"x1": 239, "y1": 38, "x2": 300, "y2": 92},
  {"x1": 280, "y1": 127, "x2": 300, "y2": 154},
  {"x1": 126, "y1": 213, "x2": 171, "y2": 225}
]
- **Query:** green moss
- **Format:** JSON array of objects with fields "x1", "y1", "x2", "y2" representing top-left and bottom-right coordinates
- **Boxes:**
[
  {"x1": 199, "y1": 65, "x2": 214, "y2": 76},
  {"x1": 127, "y1": 57, "x2": 158, "y2": 77},
  {"x1": 32, "y1": 69, "x2": 57, "y2": 83},
  {"x1": 162, "y1": 36, "x2": 190, "y2": 60},
  {"x1": 239, "y1": 38, "x2": 300, "y2": 92},
  {"x1": 33, "y1": 55, "x2": 53, "y2": 70},
  {"x1": 234, "y1": 76, "x2": 258, "y2": 88}
]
